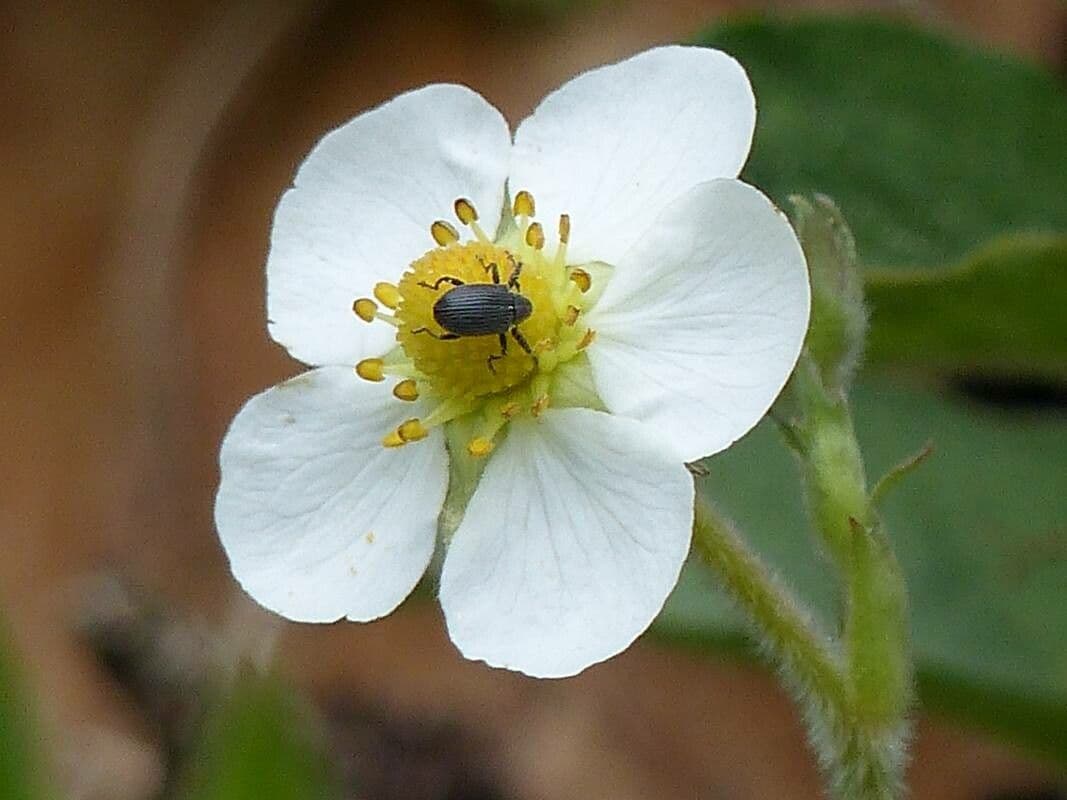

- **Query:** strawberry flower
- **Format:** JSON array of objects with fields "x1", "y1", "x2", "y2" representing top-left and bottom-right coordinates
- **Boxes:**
[{"x1": 215, "y1": 46, "x2": 810, "y2": 678}]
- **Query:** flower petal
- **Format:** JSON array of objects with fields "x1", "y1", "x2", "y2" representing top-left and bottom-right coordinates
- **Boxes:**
[
  {"x1": 268, "y1": 85, "x2": 512, "y2": 366},
  {"x1": 585, "y1": 179, "x2": 810, "y2": 463},
  {"x1": 215, "y1": 367, "x2": 448, "y2": 623},
  {"x1": 510, "y1": 46, "x2": 755, "y2": 266},
  {"x1": 439, "y1": 408, "x2": 693, "y2": 678}
]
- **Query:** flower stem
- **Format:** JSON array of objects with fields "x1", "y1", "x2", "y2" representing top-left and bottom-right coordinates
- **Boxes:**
[
  {"x1": 694, "y1": 495, "x2": 911, "y2": 800},
  {"x1": 790, "y1": 354, "x2": 912, "y2": 734},
  {"x1": 692, "y1": 498, "x2": 846, "y2": 714}
]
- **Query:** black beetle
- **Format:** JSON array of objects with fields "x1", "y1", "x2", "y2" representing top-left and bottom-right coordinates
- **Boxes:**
[{"x1": 413, "y1": 258, "x2": 534, "y2": 373}]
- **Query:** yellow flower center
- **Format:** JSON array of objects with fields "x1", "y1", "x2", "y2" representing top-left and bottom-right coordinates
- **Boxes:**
[
  {"x1": 351, "y1": 191, "x2": 599, "y2": 456},
  {"x1": 395, "y1": 241, "x2": 555, "y2": 399}
]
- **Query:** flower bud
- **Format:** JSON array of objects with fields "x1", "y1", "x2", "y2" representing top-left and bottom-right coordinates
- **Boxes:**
[{"x1": 790, "y1": 195, "x2": 867, "y2": 394}]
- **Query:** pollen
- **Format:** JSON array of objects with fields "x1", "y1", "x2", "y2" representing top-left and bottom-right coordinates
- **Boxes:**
[
  {"x1": 525, "y1": 223, "x2": 545, "y2": 250},
  {"x1": 558, "y1": 214, "x2": 571, "y2": 244},
  {"x1": 454, "y1": 198, "x2": 478, "y2": 225},
  {"x1": 569, "y1": 268, "x2": 591, "y2": 293},
  {"x1": 392, "y1": 379, "x2": 419, "y2": 401},
  {"x1": 513, "y1": 191, "x2": 535, "y2": 218},
  {"x1": 373, "y1": 282, "x2": 400, "y2": 309},
  {"x1": 467, "y1": 437, "x2": 494, "y2": 457},
  {"x1": 353, "y1": 298, "x2": 378, "y2": 322},
  {"x1": 382, "y1": 430, "x2": 405, "y2": 448},
  {"x1": 356, "y1": 358, "x2": 385, "y2": 382},
  {"x1": 431, "y1": 220, "x2": 459, "y2": 246},
  {"x1": 398, "y1": 418, "x2": 429, "y2": 442}
]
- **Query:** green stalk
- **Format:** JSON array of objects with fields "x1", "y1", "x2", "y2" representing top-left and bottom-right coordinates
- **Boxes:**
[{"x1": 692, "y1": 499, "x2": 847, "y2": 716}]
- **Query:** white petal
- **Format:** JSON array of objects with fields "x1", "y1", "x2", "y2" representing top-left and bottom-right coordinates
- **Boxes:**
[
  {"x1": 215, "y1": 367, "x2": 448, "y2": 623},
  {"x1": 439, "y1": 409, "x2": 693, "y2": 678},
  {"x1": 585, "y1": 179, "x2": 810, "y2": 463},
  {"x1": 510, "y1": 46, "x2": 755, "y2": 266},
  {"x1": 267, "y1": 85, "x2": 511, "y2": 366}
]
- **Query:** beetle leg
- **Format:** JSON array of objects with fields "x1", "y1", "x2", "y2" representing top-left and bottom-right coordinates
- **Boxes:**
[
  {"x1": 476, "y1": 255, "x2": 502, "y2": 285},
  {"x1": 411, "y1": 327, "x2": 461, "y2": 341},
  {"x1": 417, "y1": 276, "x2": 465, "y2": 291},
  {"x1": 486, "y1": 332, "x2": 508, "y2": 374},
  {"x1": 510, "y1": 327, "x2": 534, "y2": 356},
  {"x1": 506, "y1": 254, "x2": 523, "y2": 290}
]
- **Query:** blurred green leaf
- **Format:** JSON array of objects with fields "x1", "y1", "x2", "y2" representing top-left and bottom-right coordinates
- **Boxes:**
[
  {"x1": 864, "y1": 234, "x2": 1067, "y2": 380},
  {"x1": 182, "y1": 673, "x2": 340, "y2": 800},
  {"x1": 0, "y1": 632, "x2": 48, "y2": 800},
  {"x1": 698, "y1": 16, "x2": 1067, "y2": 269},
  {"x1": 655, "y1": 381, "x2": 1067, "y2": 763}
]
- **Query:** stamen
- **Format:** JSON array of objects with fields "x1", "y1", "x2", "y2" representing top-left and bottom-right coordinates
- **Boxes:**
[
  {"x1": 525, "y1": 222, "x2": 545, "y2": 250},
  {"x1": 562, "y1": 305, "x2": 580, "y2": 326},
  {"x1": 392, "y1": 379, "x2": 419, "y2": 401},
  {"x1": 431, "y1": 220, "x2": 459, "y2": 246},
  {"x1": 380, "y1": 359, "x2": 423, "y2": 379},
  {"x1": 513, "y1": 190, "x2": 535, "y2": 218},
  {"x1": 452, "y1": 197, "x2": 490, "y2": 242},
  {"x1": 421, "y1": 398, "x2": 474, "y2": 429},
  {"x1": 397, "y1": 418, "x2": 429, "y2": 442},
  {"x1": 467, "y1": 437, "x2": 494, "y2": 457},
  {"x1": 454, "y1": 198, "x2": 478, "y2": 225},
  {"x1": 355, "y1": 358, "x2": 385, "y2": 382},
  {"x1": 558, "y1": 214, "x2": 571, "y2": 244},
  {"x1": 500, "y1": 401, "x2": 521, "y2": 419},
  {"x1": 382, "y1": 430, "x2": 406, "y2": 448},
  {"x1": 531, "y1": 394, "x2": 550, "y2": 417},
  {"x1": 352, "y1": 298, "x2": 378, "y2": 322},
  {"x1": 373, "y1": 282, "x2": 400, "y2": 309},
  {"x1": 576, "y1": 329, "x2": 596, "y2": 350},
  {"x1": 554, "y1": 214, "x2": 570, "y2": 267},
  {"x1": 568, "y1": 268, "x2": 591, "y2": 293}
]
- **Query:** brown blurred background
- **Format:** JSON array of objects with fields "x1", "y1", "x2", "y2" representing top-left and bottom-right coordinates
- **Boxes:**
[{"x1": 2, "y1": 1, "x2": 1065, "y2": 798}]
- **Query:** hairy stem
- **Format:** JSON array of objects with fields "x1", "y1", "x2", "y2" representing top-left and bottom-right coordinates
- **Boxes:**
[
  {"x1": 695, "y1": 394, "x2": 913, "y2": 800},
  {"x1": 692, "y1": 498, "x2": 847, "y2": 716}
]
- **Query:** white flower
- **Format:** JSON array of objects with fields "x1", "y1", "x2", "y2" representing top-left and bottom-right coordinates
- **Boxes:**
[{"x1": 215, "y1": 46, "x2": 810, "y2": 678}]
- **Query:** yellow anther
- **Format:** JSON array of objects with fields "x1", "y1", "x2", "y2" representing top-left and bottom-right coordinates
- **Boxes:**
[
  {"x1": 392, "y1": 379, "x2": 419, "y2": 401},
  {"x1": 454, "y1": 198, "x2": 478, "y2": 225},
  {"x1": 467, "y1": 437, "x2": 494, "y2": 457},
  {"x1": 531, "y1": 394, "x2": 550, "y2": 417},
  {"x1": 525, "y1": 222, "x2": 545, "y2": 250},
  {"x1": 563, "y1": 305, "x2": 580, "y2": 326},
  {"x1": 500, "y1": 401, "x2": 521, "y2": 419},
  {"x1": 352, "y1": 298, "x2": 378, "y2": 322},
  {"x1": 355, "y1": 358, "x2": 385, "y2": 382},
  {"x1": 558, "y1": 214, "x2": 571, "y2": 244},
  {"x1": 513, "y1": 190, "x2": 535, "y2": 217},
  {"x1": 382, "y1": 430, "x2": 406, "y2": 448},
  {"x1": 576, "y1": 329, "x2": 597, "y2": 351},
  {"x1": 398, "y1": 418, "x2": 429, "y2": 442},
  {"x1": 431, "y1": 220, "x2": 459, "y2": 246},
  {"x1": 373, "y1": 282, "x2": 400, "y2": 309},
  {"x1": 569, "y1": 268, "x2": 591, "y2": 293}
]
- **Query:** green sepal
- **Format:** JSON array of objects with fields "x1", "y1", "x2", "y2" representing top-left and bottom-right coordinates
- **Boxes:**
[{"x1": 437, "y1": 412, "x2": 494, "y2": 542}]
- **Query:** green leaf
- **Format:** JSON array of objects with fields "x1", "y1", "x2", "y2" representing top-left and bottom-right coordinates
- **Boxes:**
[
  {"x1": 697, "y1": 16, "x2": 1067, "y2": 269},
  {"x1": 655, "y1": 381, "x2": 1067, "y2": 763},
  {"x1": 864, "y1": 234, "x2": 1067, "y2": 380},
  {"x1": 0, "y1": 631, "x2": 49, "y2": 800},
  {"x1": 182, "y1": 673, "x2": 340, "y2": 800}
]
